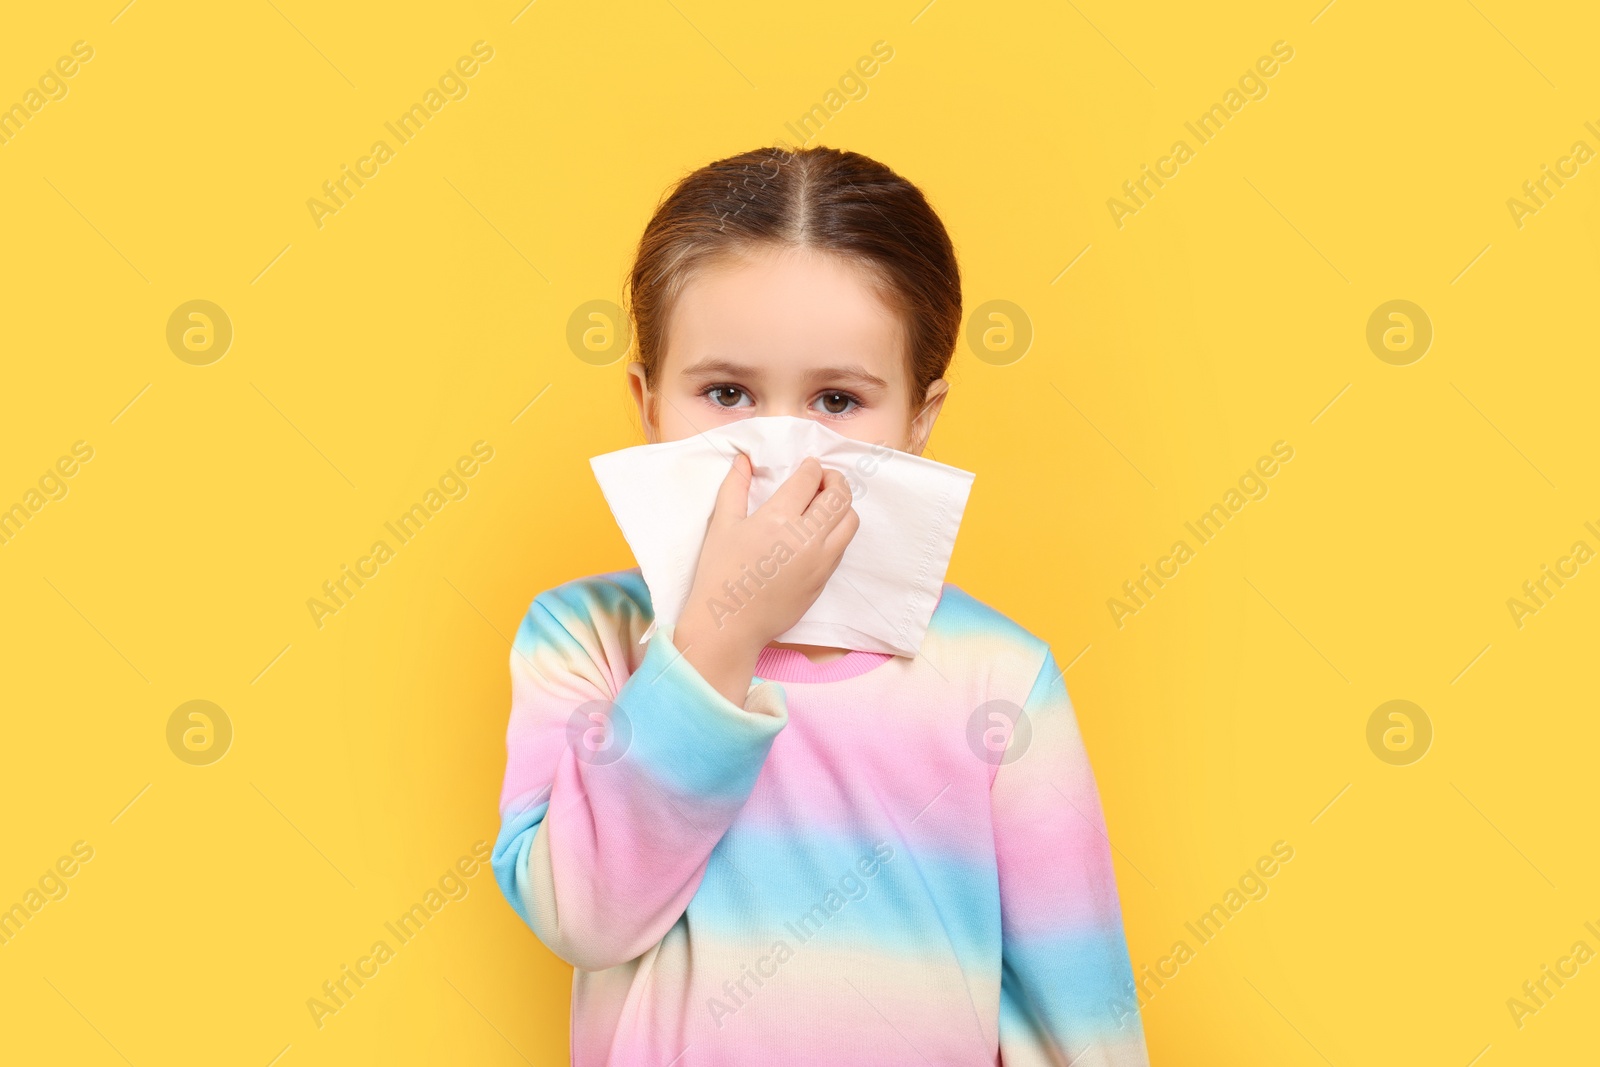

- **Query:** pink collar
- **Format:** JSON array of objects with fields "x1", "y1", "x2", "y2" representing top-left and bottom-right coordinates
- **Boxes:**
[{"x1": 753, "y1": 645, "x2": 896, "y2": 683}]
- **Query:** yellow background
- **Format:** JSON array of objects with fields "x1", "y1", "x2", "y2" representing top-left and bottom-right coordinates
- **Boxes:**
[{"x1": 2, "y1": 1, "x2": 1597, "y2": 1063}]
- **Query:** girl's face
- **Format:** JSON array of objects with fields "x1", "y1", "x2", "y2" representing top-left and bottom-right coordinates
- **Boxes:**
[{"x1": 627, "y1": 244, "x2": 948, "y2": 454}]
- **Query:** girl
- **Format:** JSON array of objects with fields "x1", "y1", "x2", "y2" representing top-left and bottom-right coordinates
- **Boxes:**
[{"x1": 492, "y1": 146, "x2": 1150, "y2": 1066}]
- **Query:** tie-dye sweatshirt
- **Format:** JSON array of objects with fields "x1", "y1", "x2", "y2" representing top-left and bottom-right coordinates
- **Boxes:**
[{"x1": 491, "y1": 567, "x2": 1149, "y2": 1067}]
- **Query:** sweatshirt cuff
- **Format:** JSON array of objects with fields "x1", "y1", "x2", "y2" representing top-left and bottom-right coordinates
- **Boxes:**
[{"x1": 616, "y1": 621, "x2": 788, "y2": 800}]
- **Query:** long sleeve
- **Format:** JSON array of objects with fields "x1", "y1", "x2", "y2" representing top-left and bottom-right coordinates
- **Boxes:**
[
  {"x1": 992, "y1": 647, "x2": 1150, "y2": 1066},
  {"x1": 490, "y1": 591, "x2": 788, "y2": 972}
]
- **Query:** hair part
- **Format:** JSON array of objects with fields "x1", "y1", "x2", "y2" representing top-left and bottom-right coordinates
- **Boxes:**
[{"x1": 624, "y1": 145, "x2": 962, "y2": 415}]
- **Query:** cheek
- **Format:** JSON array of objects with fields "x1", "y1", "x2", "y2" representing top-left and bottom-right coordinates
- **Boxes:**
[
  {"x1": 836, "y1": 409, "x2": 909, "y2": 451},
  {"x1": 656, "y1": 389, "x2": 733, "y2": 441}
]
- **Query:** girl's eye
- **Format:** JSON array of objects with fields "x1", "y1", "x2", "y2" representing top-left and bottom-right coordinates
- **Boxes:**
[
  {"x1": 703, "y1": 385, "x2": 751, "y2": 408},
  {"x1": 813, "y1": 391, "x2": 861, "y2": 417}
]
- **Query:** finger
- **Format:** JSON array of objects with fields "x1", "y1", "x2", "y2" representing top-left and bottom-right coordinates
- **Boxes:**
[
  {"x1": 801, "y1": 469, "x2": 854, "y2": 537},
  {"x1": 819, "y1": 504, "x2": 860, "y2": 563},
  {"x1": 762, "y1": 456, "x2": 828, "y2": 515},
  {"x1": 709, "y1": 452, "x2": 752, "y2": 522}
]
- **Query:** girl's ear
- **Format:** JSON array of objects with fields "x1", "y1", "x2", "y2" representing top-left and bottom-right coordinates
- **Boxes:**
[
  {"x1": 625, "y1": 361, "x2": 659, "y2": 443},
  {"x1": 909, "y1": 379, "x2": 950, "y2": 456}
]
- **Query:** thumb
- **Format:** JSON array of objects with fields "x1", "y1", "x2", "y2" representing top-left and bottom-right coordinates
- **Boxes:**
[{"x1": 709, "y1": 452, "x2": 752, "y2": 523}]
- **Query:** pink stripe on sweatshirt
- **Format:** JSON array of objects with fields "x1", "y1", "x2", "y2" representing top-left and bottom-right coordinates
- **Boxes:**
[{"x1": 492, "y1": 567, "x2": 1149, "y2": 1066}]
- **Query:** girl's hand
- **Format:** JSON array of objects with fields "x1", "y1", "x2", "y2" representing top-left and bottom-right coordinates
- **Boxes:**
[{"x1": 672, "y1": 454, "x2": 859, "y2": 704}]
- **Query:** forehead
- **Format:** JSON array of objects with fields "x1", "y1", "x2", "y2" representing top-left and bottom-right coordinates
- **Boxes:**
[{"x1": 661, "y1": 246, "x2": 906, "y2": 381}]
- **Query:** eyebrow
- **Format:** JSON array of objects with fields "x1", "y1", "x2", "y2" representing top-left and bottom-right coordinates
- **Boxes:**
[{"x1": 678, "y1": 358, "x2": 890, "y2": 390}]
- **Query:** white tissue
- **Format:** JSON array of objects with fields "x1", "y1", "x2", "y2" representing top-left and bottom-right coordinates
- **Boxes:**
[{"x1": 588, "y1": 415, "x2": 975, "y2": 658}]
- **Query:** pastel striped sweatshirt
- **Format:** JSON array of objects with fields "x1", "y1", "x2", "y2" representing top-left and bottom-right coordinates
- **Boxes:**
[{"x1": 491, "y1": 567, "x2": 1149, "y2": 1066}]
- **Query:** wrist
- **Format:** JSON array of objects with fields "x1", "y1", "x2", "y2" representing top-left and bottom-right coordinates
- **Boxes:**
[
  {"x1": 672, "y1": 617, "x2": 762, "y2": 707},
  {"x1": 674, "y1": 615, "x2": 762, "y2": 665}
]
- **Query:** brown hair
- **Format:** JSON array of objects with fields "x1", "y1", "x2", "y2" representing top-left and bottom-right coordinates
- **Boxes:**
[{"x1": 625, "y1": 145, "x2": 961, "y2": 414}]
